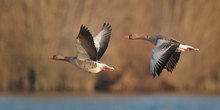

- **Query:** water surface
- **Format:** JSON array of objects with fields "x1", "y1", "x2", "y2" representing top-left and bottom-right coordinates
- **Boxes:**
[{"x1": 0, "y1": 94, "x2": 219, "y2": 110}]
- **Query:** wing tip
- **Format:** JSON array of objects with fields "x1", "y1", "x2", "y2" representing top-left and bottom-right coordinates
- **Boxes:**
[
  {"x1": 152, "y1": 72, "x2": 161, "y2": 78},
  {"x1": 80, "y1": 25, "x2": 88, "y2": 31},
  {"x1": 79, "y1": 24, "x2": 92, "y2": 37},
  {"x1": 152, "y1": 74, "x2": 156, "y2": 78},
  {"x1": 103, "y1": 22, "x2": 112, "y2": 31},
  {"x1": 151, "y1": 70, "x2": 160, "y2": 78}
]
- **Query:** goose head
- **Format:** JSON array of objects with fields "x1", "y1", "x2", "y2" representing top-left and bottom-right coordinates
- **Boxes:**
[
  {"x1": 48, "y1": 54, "x2": 67, "y2": 61},
  {"x1": 124, "y1": 33, "x2": 160, "y2": 44},
  {"x1": 123, "y1": 33, "x2": 139, "y2": 40},
  {"x1": 123, "y1": 33, "x2": 150, "y2": 40}
]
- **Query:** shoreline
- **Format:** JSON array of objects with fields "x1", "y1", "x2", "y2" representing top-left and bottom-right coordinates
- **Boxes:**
[{"x1": 0, "y1": 91, "x2": 219, "y2": 98}]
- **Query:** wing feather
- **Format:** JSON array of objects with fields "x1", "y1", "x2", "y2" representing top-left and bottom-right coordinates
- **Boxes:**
[
  {"x1": 164, "y1": 52, "x2": 181, "y2": 72},
  {"x1": 76, "y1": 25, "x2": 97, "y2": 60},
  {"x1": 94, "y1": 23, "x2": 112, "y2": 60},
  {"x1": 150, "y1": 40, "x2": 179, "y2": 77}
]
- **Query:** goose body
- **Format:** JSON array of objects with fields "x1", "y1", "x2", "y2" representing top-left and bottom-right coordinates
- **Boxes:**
[
  {"x1": 49, "y1": 23, "x2": 114, "y2": 73},
  {"x1": 125, "y1": 34, "x2": 199, "y2": 77}
]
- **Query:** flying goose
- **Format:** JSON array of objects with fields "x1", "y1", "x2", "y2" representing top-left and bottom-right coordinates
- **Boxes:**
[
  {"x1": 124, "y1": 34, "x2": 199, "y2": 78},
  {"x1": 49, "y1": 23, "x2": 114, "y2": 73}
]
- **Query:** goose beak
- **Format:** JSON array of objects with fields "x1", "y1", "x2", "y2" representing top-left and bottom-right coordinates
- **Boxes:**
[
  {"x1": 48, "y1": 55, "x2": 53, "y2": 60},
  {"x1": 123, "y1": 35, "x2": 129, "y2": 39},
  {"x1": 123, "y1": 34, "x2": 131, "y2": 39}
]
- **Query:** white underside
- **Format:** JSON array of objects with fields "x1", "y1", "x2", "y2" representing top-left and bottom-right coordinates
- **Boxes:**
[
  {"x1": 89, "y1": 62, "x2": 103, "y2": 73},
  {"x1": 177, "y1": 44, "x2": 199, "y2": 52},
  {"x1": 88, "y1": 62, "x2": 113, "y2": 73},
  {"x1": 89, "y1": 67, "x2": 102, "y2": 73}
]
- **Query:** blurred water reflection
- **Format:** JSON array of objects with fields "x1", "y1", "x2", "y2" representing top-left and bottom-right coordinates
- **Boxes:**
[{"x1": 0, "y1": 94, "x2": 219, "y2": 110}]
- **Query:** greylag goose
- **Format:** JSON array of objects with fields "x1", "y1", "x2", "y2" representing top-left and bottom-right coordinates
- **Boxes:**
[
  {"x1": 49, "y1": 23, "x2": 114, "y2": 73},
  {"x1": 124, "y1": 34, "x2": 199, "y2": 78}
]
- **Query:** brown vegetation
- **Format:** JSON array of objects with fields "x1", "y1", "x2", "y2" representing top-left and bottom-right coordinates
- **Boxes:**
[{"x1": 0, "y1": 0, "x2": 220, "y2": 94}]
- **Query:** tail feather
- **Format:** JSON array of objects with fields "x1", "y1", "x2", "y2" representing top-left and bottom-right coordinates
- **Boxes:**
[
  {"x1": 178, "y1": 44, "x2": 199, "y2": 52},
  {"x1": 187, "y1": 46, "x2": 199, "y2": 51}
]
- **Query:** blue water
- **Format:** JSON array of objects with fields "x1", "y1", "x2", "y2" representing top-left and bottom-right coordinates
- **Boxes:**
[{"x1": 0, "y1": 94, "x2": 219, "y2": 110}]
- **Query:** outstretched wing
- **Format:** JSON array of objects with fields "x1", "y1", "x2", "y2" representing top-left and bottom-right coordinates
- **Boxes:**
[
  {"x1": 150, "y1": 39, "x2": 179, "y2": 77},
  {"x1": 164, "y1": 52, "x2": 181, "y2": 72},
  {"x1": 93, "y1": 23, "x2": 112, "y2": 60},
  {"x1": 76, "y1": 25, "x2": 97, "y2": 61}
]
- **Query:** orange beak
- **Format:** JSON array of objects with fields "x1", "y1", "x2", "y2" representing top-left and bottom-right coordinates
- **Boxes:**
[
  {"x1": 123, "y1": 34, "x2": 130, "y2": 39},
  {"x1": 48, "y1": 55, "x2": 53, "y2": 60}
]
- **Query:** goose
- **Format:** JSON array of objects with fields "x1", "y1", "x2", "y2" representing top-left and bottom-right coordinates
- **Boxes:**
[
  {"x1": 124, "y1": 34, "x2": 199, "y2": 78},
  {"x1": 49, "y1": 23, "x2": 114, "y2": 73}
]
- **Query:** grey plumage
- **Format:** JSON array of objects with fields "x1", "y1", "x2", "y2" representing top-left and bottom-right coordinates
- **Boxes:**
[
  {"x1": 150, "y1": 41, "x2": 179, "y2": 77},
  {"x1": 49, "y1": 23, "x2": 114, "y2": 73},
  {"x1": 77, "y1": 25, "x2": 97, "y2": 61},
  {"x1": 94, "y1": 23, "x2": 112, "y2": 60},
  {"x1": 138, "y1": 35, "x2": 181, "y2": 77},
  {"x1": 126, "y1": 34, "x2": 199, "y2": 78}
]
